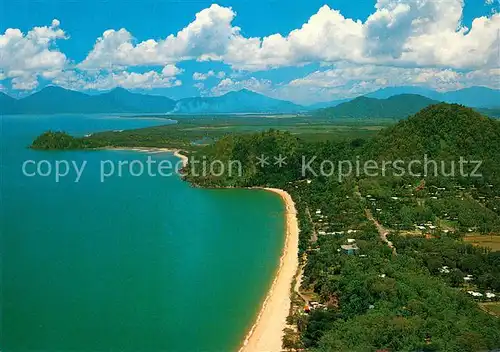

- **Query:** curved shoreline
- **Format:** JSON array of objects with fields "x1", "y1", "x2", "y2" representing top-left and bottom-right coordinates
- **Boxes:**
[
  {"x1": 103, "y1": 147, "x2": 188, "y2": 167},
  {"x1": 239, "y1": 188, "x2": 299, "y2": 352}
]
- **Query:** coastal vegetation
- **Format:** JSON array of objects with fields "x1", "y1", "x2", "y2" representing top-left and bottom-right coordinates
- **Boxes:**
[
  {"x1": 31, "y1": 115, "x2": 394, "y2": 151},
  {"x1": 31, "y1": 103, "x2": 500, "y2": 351}
]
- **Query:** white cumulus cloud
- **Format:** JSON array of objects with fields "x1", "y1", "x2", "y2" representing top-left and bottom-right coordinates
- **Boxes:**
[
  {"x1": 76, "y1": 1, "x2": 499, "y2": 72},
  {"x1": 78, "y1": 4, "x2": 238, "y2": 70},
  {"x1": 210, "y1": 77, "x2": 273, "y2": 96},
  {"x1": 11, "y1": 75, "x2": 39, "y2": 90},
  {"x1": 193, "y1": 70, "x2": 226, "y2": 80},
  {"x1": 224, "y1": 5, "x2": 365, "y2": 70},
  {"x1": 0, "y1": 19, "x2": 67, "y2": 89},
  {"x1": 52, "y1": 65, "x2": 183, "y2": 91}
]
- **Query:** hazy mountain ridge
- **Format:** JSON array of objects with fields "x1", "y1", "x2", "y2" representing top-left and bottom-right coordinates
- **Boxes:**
[
  {"x1": 173, "y1": 89, "x2": 304, "y2": 113},
  {"x1": 1, "y1": 86, "x2": 176, "y2": 115},
  {"x1": 307, "y1": 98, "x2": 352, "y2": 110},
  {"x1": 1, "y1": 87, "x2": 303, "y2": 115}
]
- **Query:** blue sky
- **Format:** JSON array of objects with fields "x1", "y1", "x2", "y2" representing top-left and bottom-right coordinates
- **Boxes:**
[{"x1": 1, "y1": 0, "x2": 499, "y2": 104}]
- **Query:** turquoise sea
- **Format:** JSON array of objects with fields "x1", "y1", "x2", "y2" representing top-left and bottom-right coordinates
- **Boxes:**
[{"x1": 0, "y1": 114, "x2": 285, "y2": 351}]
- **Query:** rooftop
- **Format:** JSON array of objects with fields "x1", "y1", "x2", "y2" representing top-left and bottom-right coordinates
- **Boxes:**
[{"x1": 341, "y1": 244, "x2": 359, "y2": 251}]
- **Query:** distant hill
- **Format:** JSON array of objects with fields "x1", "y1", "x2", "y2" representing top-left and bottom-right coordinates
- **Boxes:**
[
  {"x1": 315, "y1": 94, "x2": 440, "y2": 119},
  {"x1": 366, "y1": 86, "x2": 499, "y2": 108},
  {"x1": 173, "y1": 89, "x2": 304, "y2": 114},
  {"x1": 366, "y1": 86, "x2": 440, "y2": 100},
  {"x1": 478, "y1": 108, "x2": 500, "y2": 119},
  {"x1": 1, "y1": 86, "x2": 176, "y2": 115},
  {"x1": 440, "y1": 87, "x2": 500, "y2": 109},
  {"x1": 309, "y1": 86, "x2": 500, "y2": 111}
]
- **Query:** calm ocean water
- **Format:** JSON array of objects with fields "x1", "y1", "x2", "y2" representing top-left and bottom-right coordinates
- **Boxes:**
[{"x1": 0, "y1": 114, "x2": 285, "y2": 351}]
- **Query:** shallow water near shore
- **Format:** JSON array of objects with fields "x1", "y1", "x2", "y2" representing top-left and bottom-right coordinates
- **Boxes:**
[{"x1": 1, "y1": 114, "x2": 285, "y2": 351}]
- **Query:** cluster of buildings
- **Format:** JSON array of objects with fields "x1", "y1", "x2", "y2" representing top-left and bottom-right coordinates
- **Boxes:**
[
  {"x1": 303, "y1": 300, "x2": 327, "y2": 313},
  {"x1": 467, "y1": 291, "x2": 496, "y2": 300},
  {"x1": 439, "y1": 269, "x2": 498, "y2": 301}
]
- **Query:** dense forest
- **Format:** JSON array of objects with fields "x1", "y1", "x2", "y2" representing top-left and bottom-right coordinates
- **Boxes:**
[{"x1": 32, "y1": 103, "x2": 500, "y2": 350}]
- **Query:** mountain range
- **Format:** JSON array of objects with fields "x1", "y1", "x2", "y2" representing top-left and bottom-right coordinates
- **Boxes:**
[
  {"x1": 0, "y1": 87, "x2": 303, "y2": 115},
  {"x1": 1, "y1": 87, "x2": 177, "y2": 115},
  {"x1": 315, "y1": 94, "x2": 440, "y2": 119},
  {"x1": 0, "y1": 85, "x2": 498, "y2": 116}
]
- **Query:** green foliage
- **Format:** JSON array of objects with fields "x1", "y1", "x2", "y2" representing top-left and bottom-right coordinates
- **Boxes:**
[
  {"x1": 364, "y1": 104, "x2": 500, "y2": 182},
  {"x1": 305, "y1": 236, "x2": 500, "y2": 351},
  {"x1": 31, "y1": 131, "x2": 103, "y2": 150},
  {"x1": 185, "y1": 129, "x2": 303, "y2": 188},
  {"x1": 392, "y1": 235, "x2": 500, "y2": 292}
]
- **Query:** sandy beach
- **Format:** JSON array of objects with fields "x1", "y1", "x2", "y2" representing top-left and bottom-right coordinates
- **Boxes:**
[
  {"x1": 172, "y1": 150, "x2": 189, "y2": 168},
  {"x1": 239, "y1": 188, "x2": 299, "y2": 352},
  {"x1": 104, "y1": 147, "x2": 188, "y2": 167}
]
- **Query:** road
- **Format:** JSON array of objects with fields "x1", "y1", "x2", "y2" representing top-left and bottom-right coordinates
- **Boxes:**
[{"x1": 365, "y1": 209, "x2": 397, "y2": 255}]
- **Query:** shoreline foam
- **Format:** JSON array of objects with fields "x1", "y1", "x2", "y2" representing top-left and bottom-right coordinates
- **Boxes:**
[{"x1": 239, "y1": 187, "x2": 299, "y2": 352}]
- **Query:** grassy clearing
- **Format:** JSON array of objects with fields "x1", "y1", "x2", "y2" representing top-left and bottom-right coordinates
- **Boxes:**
[
  {"x1": 464, "y1": 235, "x2": 500, "y2": 251},
  {"x1": 480, "y1": 302, "x2": 500, "y2": 316},
  {"x1": 438, "y1": 219, "x2": 459, "y2": 231}
]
